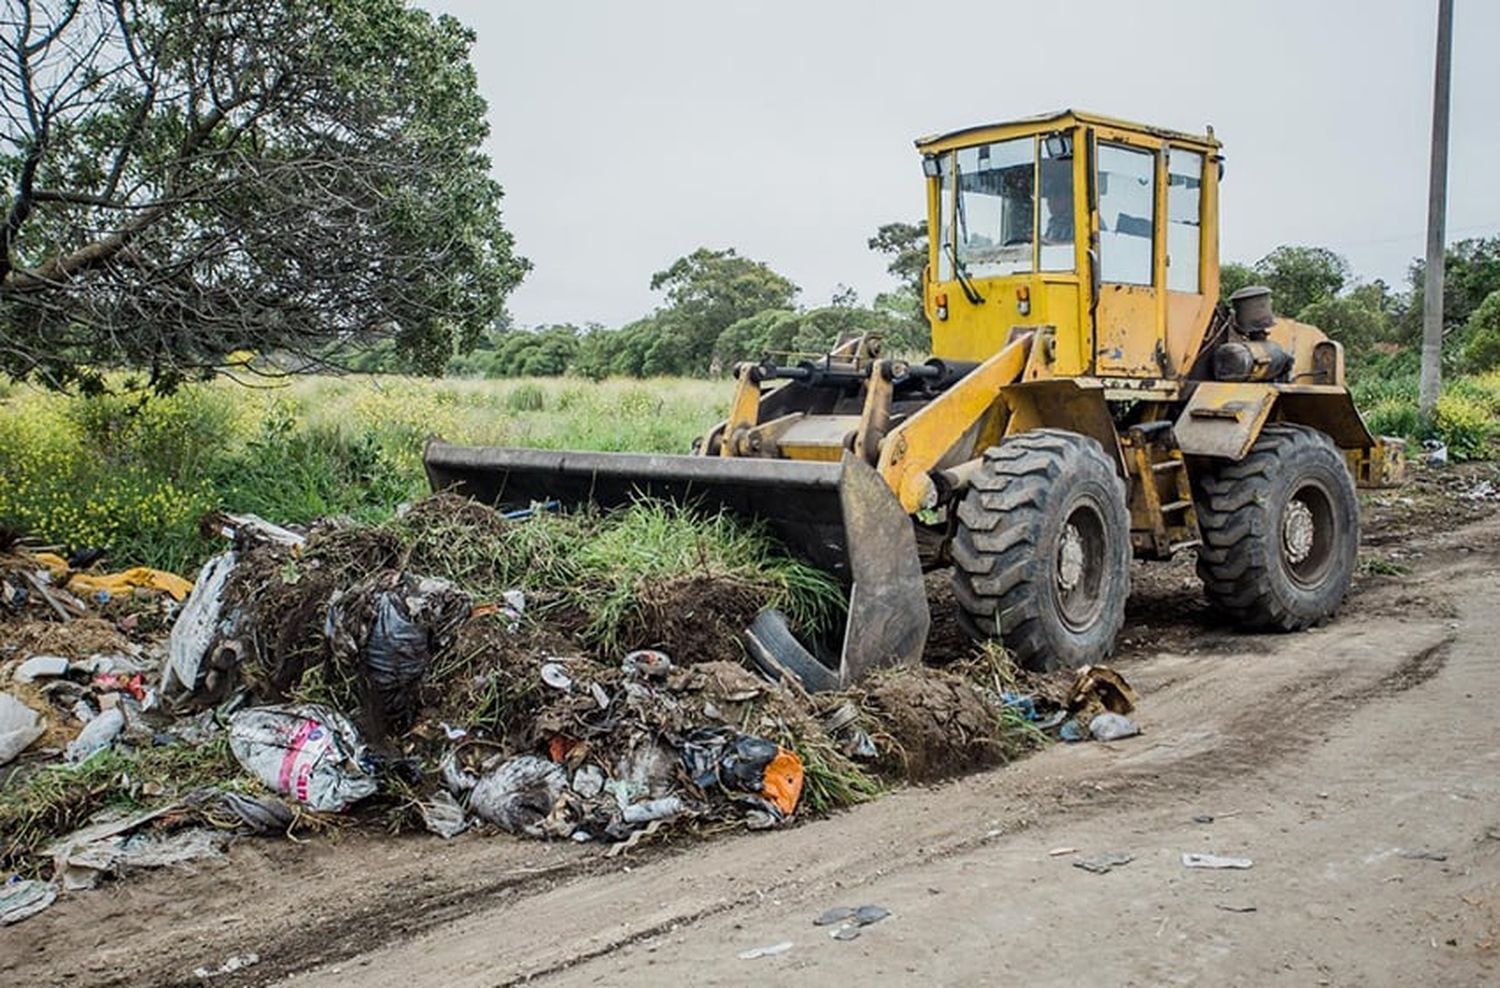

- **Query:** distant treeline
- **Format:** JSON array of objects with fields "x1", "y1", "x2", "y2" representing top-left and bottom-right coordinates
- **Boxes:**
[{"x1": 349, "y1": 233, "x2": 1500, "y2": 380}]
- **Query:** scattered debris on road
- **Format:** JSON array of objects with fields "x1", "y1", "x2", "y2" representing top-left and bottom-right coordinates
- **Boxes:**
[
  {"x1": 1398, "y1": 849, "x2": 1450, "y2": 861},
  {"x1": 1087, "y1": 711, "x2": 1141, "y2": 742},
  {"x1": 816, "y1": 903, "x2": 891, "y2": 941},
  {"x1": 0, "y1": 876, "x2": 55, "y2": 925},
  {"x1": 192, "y1": 952, "x2": 261, "y2": 979},
  {"x1": 1073, "y1": 851, "x2": 1135, "y2": 874},
  {"x1": 1182, "y1": 852, "x2": 1254, "y2": 870},
  {"x1": 737, "y1": 940, "x2": 794, "y2": 960}
]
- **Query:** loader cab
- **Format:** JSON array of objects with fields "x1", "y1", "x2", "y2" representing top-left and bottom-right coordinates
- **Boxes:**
[{"x1": 918, "y1": 110, "x2": 1221, "y2": 386}]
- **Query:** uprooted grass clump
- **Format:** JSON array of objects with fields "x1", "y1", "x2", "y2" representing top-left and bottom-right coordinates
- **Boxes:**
[{"x1": 390, "y1": 495, "x2": 846, "y2": 655}]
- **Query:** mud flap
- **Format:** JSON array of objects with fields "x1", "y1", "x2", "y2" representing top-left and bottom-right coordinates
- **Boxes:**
[{"x1": 423, "y1": 441, "x2": 929, "y2": 685}]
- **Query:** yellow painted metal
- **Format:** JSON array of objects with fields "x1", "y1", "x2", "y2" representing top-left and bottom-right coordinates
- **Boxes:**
[
  {"x1": 1093, "y1": 285, "x2": 1161, "y2": 376},
  {"x1": 1000, "y1": 379, "x2": 1125, "y2": 473},
  {"x1": 877, "y1": 333, "x2": 1033, "y2": 512},
  {"x1": 929, "y1": 274, "x2": 1082, "y2": 372},
  {"x1": 1164, "y1": 291, "x2": 1215, "y2": 376},
  {"x1": 718, "y1": 364, "x2": 763, "y2": 457},
  {"x1": 740, "y1": 412, "x2": 806, "y2": 458},
  {"x1": 1173, "y1": 381, "x2": 1279, "y2": 459},
  {"x1": 1272, "y1": 385, "x2": 1376, "y2": 450},
  {"x1": 921, "y1": 110, "x2": 1222, "y2": 393},
  {"x1": 775, "y1": 416, "x2": 861, "y2": 462},
  {"x1": 1120, "y1": 426, "x2": 1200, "y2": 559},
  {"x1": 1347, "y1": 438, "x2": 1407, "y2": 489},
  {"x1": 915, "y1": 109, "x2": 1220, "y2": 157}
]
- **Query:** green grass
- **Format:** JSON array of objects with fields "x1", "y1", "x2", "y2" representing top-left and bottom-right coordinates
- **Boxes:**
[
  {"x1": 0, "y1": 374, "x2": 728, "y2": 571},
  {"x1": 1348, "y1": 361, "x2": 1500, "y2": 462},
  {"x1": 392, "y1": 497, "x2": 845, "y2": 651}
]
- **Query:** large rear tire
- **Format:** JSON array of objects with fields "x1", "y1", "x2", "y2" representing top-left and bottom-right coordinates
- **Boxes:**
[
  {"x1": 951, "y1": 429, "x2": 1131, "y2": 672},
  {"x1": 1194, "y1": 423, "x2": 1359, "y2": 630}
]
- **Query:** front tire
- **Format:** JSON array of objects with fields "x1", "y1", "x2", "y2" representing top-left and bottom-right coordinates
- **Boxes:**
[
  {"x1": 951, "y1": 430, "x2": 1131, "y2": 672},
  {"x1": 1194, "y1": 424, "x2": 1359, "y2": 630}
]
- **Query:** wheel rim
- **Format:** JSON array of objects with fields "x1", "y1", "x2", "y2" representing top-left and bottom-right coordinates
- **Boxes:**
[
  {"x1": 1282, "y1": 480, "x2": 1337, "y2": 588},
  {"x1": 1053, "y1": 499, "x2": 1108, "y2": 632}
]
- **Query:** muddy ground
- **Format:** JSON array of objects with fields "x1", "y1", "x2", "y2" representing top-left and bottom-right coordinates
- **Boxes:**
[{"x1": 3, "y1": 462, "x2": 1499, "y2": 987}]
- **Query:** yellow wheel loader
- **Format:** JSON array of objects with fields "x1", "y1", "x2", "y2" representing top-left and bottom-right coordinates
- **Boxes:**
[{"x1": 425, "y1": 109, "x2": 1403, "y2": 690}]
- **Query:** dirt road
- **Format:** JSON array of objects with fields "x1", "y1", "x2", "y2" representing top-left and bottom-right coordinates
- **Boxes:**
[{"x1": 6, "y1": 504, "x2": 1500, "y2": 987}]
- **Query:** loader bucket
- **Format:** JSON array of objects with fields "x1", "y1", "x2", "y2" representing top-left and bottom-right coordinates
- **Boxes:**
[{"x1": 422, "y1": 440, "x2": 929, "y2": 687}]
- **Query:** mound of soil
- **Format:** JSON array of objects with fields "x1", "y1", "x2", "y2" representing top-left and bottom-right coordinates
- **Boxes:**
[
  {"x1": 858, "y1": 666, "x2": 1007, "y2": 783},
  {"x1": 623, "y1": 573, "x2": 764, "y2": 664}
]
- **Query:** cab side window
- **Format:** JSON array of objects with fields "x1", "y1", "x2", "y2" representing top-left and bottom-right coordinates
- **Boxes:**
[
  {"x1": 1097, "y1": 143, "x2": 1155, "y2": 286},
  {"x1": 1166, "y1": 149, "x2": 1204, "y2": 293}
]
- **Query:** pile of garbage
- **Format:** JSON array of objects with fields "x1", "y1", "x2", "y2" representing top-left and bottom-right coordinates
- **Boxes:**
[{"x1": 1, "y1": 495, "x2": 1137, "y2": 927}]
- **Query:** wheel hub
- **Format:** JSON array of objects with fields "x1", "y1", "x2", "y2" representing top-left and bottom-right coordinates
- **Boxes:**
[
  {"x1": 1057, "y1": 522, "x2": 1085, "y2": 592},
  {"x1": 1283, "y1": 499, "x2": 1316, "y2": 566}
]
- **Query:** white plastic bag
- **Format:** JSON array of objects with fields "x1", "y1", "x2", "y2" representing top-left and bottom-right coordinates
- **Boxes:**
[
  {"x1": 65, "y1": 707, "x2": 125, "y2": 763},
  {"x1": 228, "y1": 704, "x2": 377, "y2": 812},
  {"x1": 165, "y1": 551, "x2": 236, "y2": 695},
  {"x1": 469, "y1": 755, "x2": 567, "y2": 836},
  {"x1": 0, "y1": 692, "x2": 45, "y2": 765}
]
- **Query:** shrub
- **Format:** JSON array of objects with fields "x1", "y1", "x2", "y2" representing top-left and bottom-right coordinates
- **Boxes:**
[
  {"x1": 504, "y1": 382, "x2": 545, "y2": 412},
  {"x1": 0, "y1": 375, "x2": 727, "y2": 571},
  {"x1": 1433, "y1": 393, "x2": 1496, "y2": 461},
  {"x1": 1460, "y1": 291, "x2": 1500, "y2": 373},
  {"x1": 1364, "y1": 398, "x2": 1421, "y2": 440}
]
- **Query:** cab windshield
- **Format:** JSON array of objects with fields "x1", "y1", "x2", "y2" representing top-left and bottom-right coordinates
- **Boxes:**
[{"x1": 936, "y1": 134, "x2": 1075, "y2": 280}]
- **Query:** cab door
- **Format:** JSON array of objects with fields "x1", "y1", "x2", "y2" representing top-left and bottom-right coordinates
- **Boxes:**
[{"x1": 1091, "y1": 136, "x2": 1165, "y2": 377}]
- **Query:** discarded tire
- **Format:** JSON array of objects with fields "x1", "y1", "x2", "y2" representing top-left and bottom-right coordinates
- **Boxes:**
[
  {"x1": 951, "y1": 429, "x2": 1131, "y2": 672},
  {"x1": 1194, "y1": 423, "x2": 1359, "y2": 630}
]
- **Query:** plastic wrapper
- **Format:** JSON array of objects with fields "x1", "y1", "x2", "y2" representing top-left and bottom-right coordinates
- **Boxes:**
[
  {"x1": 325, "y1": 572, "x2": 469, "y2": 737},
  {"x1": 468, "y1": 755, "x2": 567, "y2": 836},
  {"x1": 164, "y1": 551, "x2": 236, "y2": 696},
  {"x1": 228, "y1": 704, "x2": 377, "y2": 812},
  {"x1": 0, "y1": 692, "x2": 45, "y2": 765}
]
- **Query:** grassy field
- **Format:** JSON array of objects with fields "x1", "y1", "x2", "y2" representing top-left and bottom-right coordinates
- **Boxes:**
[
  {"x1": 0, "y1": 375, "x2": 727, "y2": 572},
  {"x1": 1, "y1": 364, "x2": 1496, "y2": 574}
]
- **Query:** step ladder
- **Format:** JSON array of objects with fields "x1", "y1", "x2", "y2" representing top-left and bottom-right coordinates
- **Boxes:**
[{"x1": 1125, "y1": 422, "x2": 1201, "y2": 560}]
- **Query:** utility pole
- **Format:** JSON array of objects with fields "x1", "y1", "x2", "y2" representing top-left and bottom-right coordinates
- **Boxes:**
[{"x1": 1419, "y1": 0, "x2": 1454, "y2": 424}]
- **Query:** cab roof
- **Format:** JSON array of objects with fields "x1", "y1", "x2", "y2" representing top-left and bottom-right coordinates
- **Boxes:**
[{"x1": 914, "y1": 109, "x2": 1220, "y2": 154}]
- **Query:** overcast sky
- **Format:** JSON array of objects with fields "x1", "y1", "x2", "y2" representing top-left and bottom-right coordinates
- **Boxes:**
[{"x1": 421, "y1": 0, "x2": 1499, "y2": 330}]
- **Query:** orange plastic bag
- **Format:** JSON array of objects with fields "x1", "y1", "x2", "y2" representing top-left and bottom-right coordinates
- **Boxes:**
[{"x1": 761, "y1": 748, "x2": 804, "y2": 816}]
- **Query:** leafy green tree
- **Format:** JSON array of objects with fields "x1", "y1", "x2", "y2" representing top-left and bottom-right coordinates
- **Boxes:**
[
  {"x1": 713, "y1": 304, "x2": 912, "y2": 365},
  {"x1": 1218, "y1": 262, "x2": 1258, "y2": 303},
  {"x1": 0, "y1": 0, "x2": 527, "y2": 392},
  {"x1": 872, "y1": 288, "x2": 930, "y2": 354},
  {"x1": 712, "y1": 309, "x2": 803, "y2": 364},
  {"x1": 1297, "y1": 296, "x2": 1390, "y2": 353},
  {"x1": 648, "y1": 248, "x2": 799, "y2": 374},
  {"x1": 868, "y1": 220, "x2": 929, "y2": 344},
  {"x1": 572, "y1": 317, "x2": 660, "y2": 380},
  {"x1": 1398, "y1": 236, "x2": 1500, "y2": 343},
  {"x1": 867, "y1": 221, "x2": 927, "y2": 293},
  {"x1": 1252, "y1": 246, "x2": 1350, "y2": 317},
  {"x1": 450, "y1": 328, "x2": 579, "y2": 382},
  {"x1": 1460, "y1": 290, "x2": 1500, "y2": 373}
]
